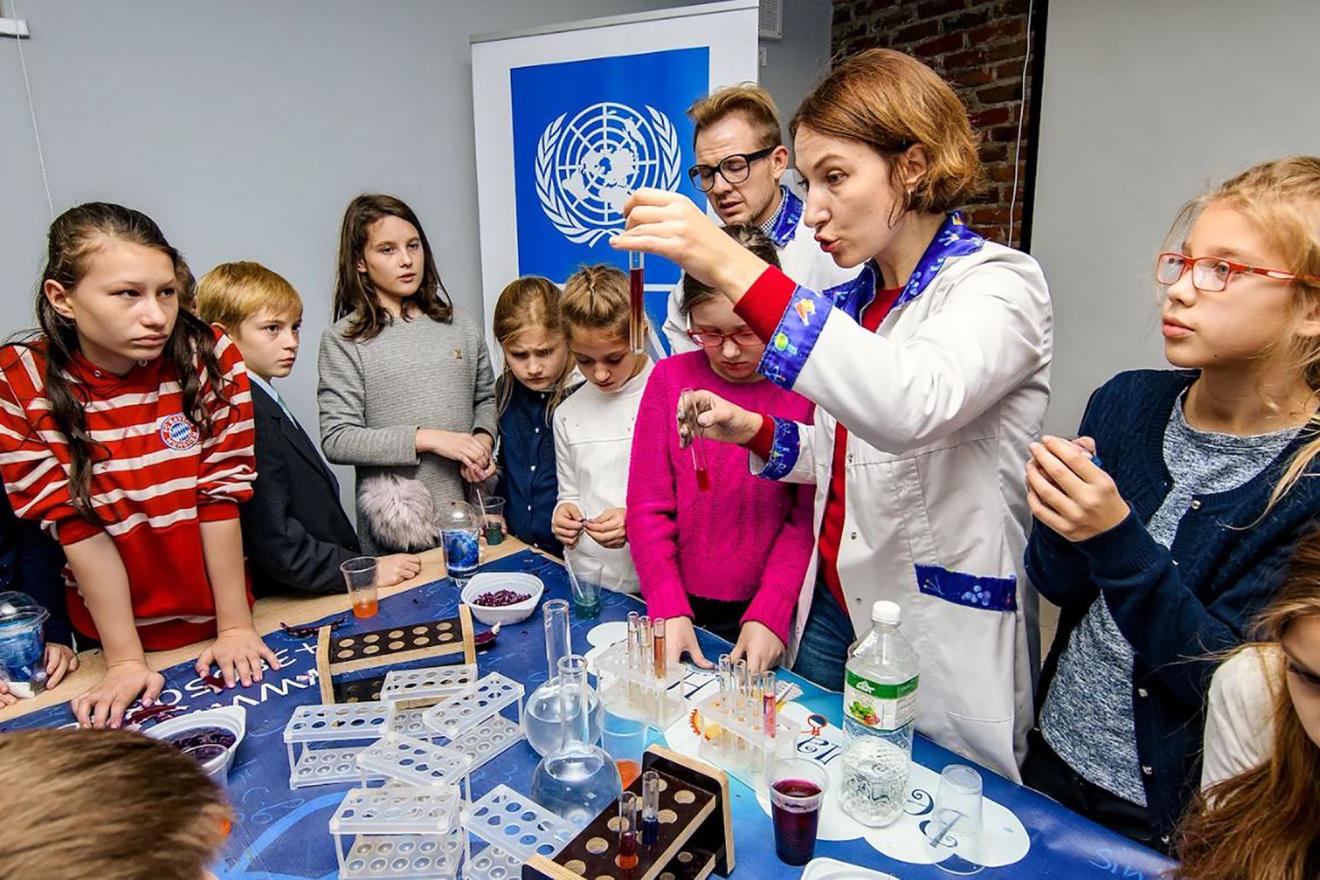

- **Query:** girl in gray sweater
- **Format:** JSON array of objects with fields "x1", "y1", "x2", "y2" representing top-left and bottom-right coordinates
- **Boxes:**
[{"x1": 318, "y1": 194, "x2": 496, "y2": 553}]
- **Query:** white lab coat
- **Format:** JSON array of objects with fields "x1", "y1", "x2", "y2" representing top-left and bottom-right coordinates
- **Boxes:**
[
  {"x1": 662, "y1": 194, "x2": 858, "y2": 355},
  {"x1": 754, "y1": 242, "x2": 1052, "y2": 780}
]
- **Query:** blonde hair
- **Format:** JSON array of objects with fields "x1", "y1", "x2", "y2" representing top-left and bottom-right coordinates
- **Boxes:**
[
  {"x1": 1168, "y1": 157, "x2": 1320, "y2": 510},
  {"x1": 790, "y1": 48, "x2": 983, "y2": 216},
  {"x1": 688, "y1": 84, "x2": 783, "y2": 149},
  {"x1": 0, "y1": 728, "x2": 232, "y2": 880},
  {"x1": 492, "y1": 275, "x2": 571, "y2": 418},
  {"x1": 1175, "y1": 532, "x2": 1320, "y2": 880},
  {"x1": 197, "y1": 261, "x2": 303, "y2": 333},
  {"x1": 560, "y1": 264, "x2": 630, "y2": 342}
]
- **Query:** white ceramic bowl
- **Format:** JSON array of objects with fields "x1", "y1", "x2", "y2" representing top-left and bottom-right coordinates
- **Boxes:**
[
  {"x1": 461, "y1": 572, "x2": 545, "y2": 626},
  {"x1": 144, "y1": 705, "x2": 246, "y2": 784}
]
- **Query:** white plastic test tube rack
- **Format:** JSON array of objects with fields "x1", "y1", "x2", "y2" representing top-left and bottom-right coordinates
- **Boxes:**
[
  {"x1": 380, "y1": 663, "x2": 479, "y2": 710},
  {"x1": 387, "y1": 706, "x2": 525, "y2": 774},
  {"x1": 283, "y1": 702, "x2": 391, "y2": 789},
  {"x1": 329, "y1": 784, "x2": 468, "y2": 879},
  {"x1": 591, "y1": 640, "x2": 687, "y2": 728},
  {"x1": 463, "y1": 784, "x2": 576, "y2": 863},
  {"x1": 420, "y1": 672, "x2": 524, "y2": 740},
  {"x1": 464, "y1": 844, "x2": 524, "y2": 880},
  {"x1": 355, "y1": 732, "x2": 473, "y2": 800},
  {"x1": 693, "y1": 691, "x2": 798, "y2": 788}
]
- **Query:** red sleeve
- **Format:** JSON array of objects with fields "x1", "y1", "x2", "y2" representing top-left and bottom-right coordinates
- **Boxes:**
[
  {"x1": 733, "y1": 265, "x2": 798, "y2": 343},
  {"x1": 742, "y1": 415, "x2": 776, "y2": 461},
  {"x1": 197, "y1": 333, "x2": 256, "y2": 510}
]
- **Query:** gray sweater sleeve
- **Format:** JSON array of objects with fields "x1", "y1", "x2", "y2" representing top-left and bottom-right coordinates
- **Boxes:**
[
  {"x1": 317, "y1": 328, "x2": 420, "y2": 467},
  {"x1": 470, "y1": 319, "x2": 498, "y2": 440}
]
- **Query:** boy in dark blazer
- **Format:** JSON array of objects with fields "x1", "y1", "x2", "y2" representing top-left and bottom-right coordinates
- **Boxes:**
[{"x1": 197, "y1": 262, "x2": 421, "y2": 595}]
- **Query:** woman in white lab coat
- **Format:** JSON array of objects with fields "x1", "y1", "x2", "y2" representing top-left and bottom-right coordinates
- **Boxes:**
[{"x1": 615, "y1": 48, "x2": 1052, "y2": 780}]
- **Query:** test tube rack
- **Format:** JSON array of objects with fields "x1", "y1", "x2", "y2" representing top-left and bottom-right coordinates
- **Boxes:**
[
  {"x1": 282, "y1": 701, "x2": 392, "y2": 789},
  {"x1": 380, "y1": 663, "x2": 479, "y2": 710},
  {"x1": 329, "y1": 784, "x2": 468, "y2": 879},
  {"x1": 316, "y1": 608, "x2": 478, "y2": 703},
  {"x1": 355, "y1": 731, "x2": 474, "y2": 800},
  {"x1": 522, "y1": 744, "x2": 735, "y2": 880},
  {"x1": 591, "y1": 641, "x2": 687, "y2": 729},
  {"x1": 691, "y1": 691, "x2": 798, "y2": 789},
  {"x1": 420, "y1": 671, "x2": 524, "y2": 740},
  {"x1": 463, "y1": 784, "x2": 579, "y2": 865}
]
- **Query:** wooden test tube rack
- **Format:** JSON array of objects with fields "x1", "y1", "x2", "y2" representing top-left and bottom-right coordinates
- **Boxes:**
[{"x1": 522, "y1": 745, "x2": 735, "y2": 880}]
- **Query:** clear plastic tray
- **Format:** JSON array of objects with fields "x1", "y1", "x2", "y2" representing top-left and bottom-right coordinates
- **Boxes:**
[
  {"x1": 329, "y1": 785, "x2": 463, "y2": 836},
  {"x1": 420, "y1": 672, "x2": 523, "y2": 739},
  {"x1": 283, "y1": 702, "x2": 391, "y2": 743},
  {"x1": 446, "y1": 714, "x2": 523, "y2": 773},
  {"x1": 380, "y1": 664, "x2": 478, "y2": 709},
  {"x1": 288, "y1": 745, "x2": 383, "y2": 789},
  {"x1": 464, "y1": 843, "x2": 522, "y2": 880},
  {"x1": 464, "y1": 784, "x2": 575, "y2": 862},
  {"x1": 355, "y1": 732, "x2": 472, "y2": 797},
  {"x1": 336, "y1": 830, "x2": 465, "y2": 879}
]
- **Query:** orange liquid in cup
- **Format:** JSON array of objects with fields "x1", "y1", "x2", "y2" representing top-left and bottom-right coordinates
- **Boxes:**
[
  {"x1": 616, "y1": 759, "x2": 641, "y2": 788},
  {"x1": 353, "y1": 595, "x2": 379, "y2": 618}
]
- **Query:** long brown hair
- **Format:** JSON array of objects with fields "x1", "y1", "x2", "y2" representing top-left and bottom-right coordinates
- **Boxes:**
[
  {"x1": 492, "y1": 275, "x2": 571, "y2": 419},
  {"x1": 1164, "y1": 157, "x2": 1320, "y2": 512},
  {"x1": 333, "y1": 193, "x2": 452, "y2": 341},
  {"x1": 15, "y1": 202, "x2": 230, "y2": 522},
  {"x1": 790, "y1": 48, "x2": 983, "y2": 221},
  {"x1": 1175, "y1": 534, "x2": 1320, "y2": 880},
  {"x1": 0, "y1": 728, "x2": 231, "y2": 880}
]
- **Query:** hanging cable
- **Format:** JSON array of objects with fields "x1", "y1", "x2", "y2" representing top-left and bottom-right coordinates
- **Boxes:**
[
  {"x1": 9, "y1": 0, "x2": 54, "y2": 219},
  {"x1": 1006, "y1": 0, "x2": 1034, "y2": 246}
]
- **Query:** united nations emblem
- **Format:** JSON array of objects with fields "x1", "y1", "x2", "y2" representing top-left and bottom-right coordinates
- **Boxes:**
[{"x1": 535, "y1": 102, "x2": 682, "y2": 246}]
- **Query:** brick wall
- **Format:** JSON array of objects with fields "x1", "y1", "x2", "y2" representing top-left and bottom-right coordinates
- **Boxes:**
[{"x1": 831, "y1": 0, "x2": 1040, "y2": 248}]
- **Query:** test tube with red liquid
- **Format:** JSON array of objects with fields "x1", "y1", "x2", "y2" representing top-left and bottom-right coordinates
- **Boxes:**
[
  {"x1": 629, "y1": 251, "x2": 646, "y2": 354},
  {"x1": 617, "y1": 791, "x2": 640, "y2": 870},
  {"x1": 762, "y1": 670, "x2": 778, "y2": 738},
  {"x1": 680, "y1": 388, "x2": 710, "y2": 491},
  {"x1": 653, "y1": 617, "x2": 667, "y2": 680}
]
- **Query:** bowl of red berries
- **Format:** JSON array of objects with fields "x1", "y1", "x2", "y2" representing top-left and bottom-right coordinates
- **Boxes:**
[
  {"x1": 144, "y1": 705, "x2": 246, "y2": 785},
  {"x1": 461, "y1": 572, "x2": 544, "y2": 626}
]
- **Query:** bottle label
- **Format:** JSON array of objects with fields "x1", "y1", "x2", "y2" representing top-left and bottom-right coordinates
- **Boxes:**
[{"x1": 844, "y1": 670, "x2": 917, "y2": 733}]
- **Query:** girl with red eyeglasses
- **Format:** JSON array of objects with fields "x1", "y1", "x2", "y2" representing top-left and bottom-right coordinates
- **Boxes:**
[
  {"x1": 1020, "y1": 156, "x2": 1320, "y2": 850},
  {"x1": 627, "y1": 225, "x2": 814, "y2": 672}
]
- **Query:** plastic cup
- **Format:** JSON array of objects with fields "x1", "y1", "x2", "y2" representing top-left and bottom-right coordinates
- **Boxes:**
[
  {"x1": 340, "y1": 557, "x2": 379, "y2": 618},
  {"x1": 480, "y1": 496, "x2": 506, "y2": 546},
  {"x1": 0, "y1": 592, "x2": 49, "y2": 698},
  {"x1": 602, "y1": 703, "x2": 648, "y2": 787},
  {"x1": 565, "y1": 553, "x2": 604, "y2": 620},
  {"x1": 767, "y1": 757, "x2": 828, "y2": 866},
  {"x1": 924, "y1": 764, "x2": 985, "y2": 875}
]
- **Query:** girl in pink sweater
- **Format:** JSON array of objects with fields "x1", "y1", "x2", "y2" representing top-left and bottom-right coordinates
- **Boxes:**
[{"x1": 627, "y1": 226, "x2": 815, "y2": 673}]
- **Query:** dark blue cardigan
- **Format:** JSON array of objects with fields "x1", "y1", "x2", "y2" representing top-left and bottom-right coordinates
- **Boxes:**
[{"x1": 1026, "y1": 369, "x2": 1320, "y2": 843}]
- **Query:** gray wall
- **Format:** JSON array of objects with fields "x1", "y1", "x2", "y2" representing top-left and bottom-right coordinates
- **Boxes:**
[
  {"x1": 0, "y1": 0, "x2": 832, "y2": 514},
  {"x1": 1032, "y1": 0, "x2": 1320, "y2": 435}
]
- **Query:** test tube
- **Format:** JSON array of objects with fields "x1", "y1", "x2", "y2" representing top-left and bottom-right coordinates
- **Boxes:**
[
  {"x1": 626, "y1": 611, "x2": 640, "y2": 704},
  {"x1": 762, "y1": 670, "x2": 778, "y2": 739},
  {"x1": 680, "y1": 388, "x2": 710, "y2": 491},
  {"x1": 733, "y1": 658, "x2": 750, "y2": 765},
  {"x1": 617, "y1": 791, "x2": 640, "y2": 870},
  {"x1": 639, "y1": 616, "x2": 653, "y2": 677},
  {"x1": 653, "y1": 617, "x2": 667, "y2": 680},
  {"x1": 641, "y1": 770, "x2": 660, "y2": 848},
  {"x1": 629, "y1": 251, "x2": 645, "y2": 354},
  {"x1": 734, "y1": 659, "x2": 749, "y2": 710}
]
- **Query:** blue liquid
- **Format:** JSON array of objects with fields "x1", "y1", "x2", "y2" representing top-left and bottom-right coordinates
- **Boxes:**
[{"x1": 441, "y1": 529, "x2": 479, "y2": 580}]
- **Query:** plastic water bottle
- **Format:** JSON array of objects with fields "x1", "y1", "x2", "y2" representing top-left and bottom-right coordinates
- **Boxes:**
[{"x1": 839, "y1": 600, "x2": 918, "y2": 827}]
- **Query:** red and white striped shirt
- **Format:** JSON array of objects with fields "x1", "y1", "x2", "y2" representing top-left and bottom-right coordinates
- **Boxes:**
[{"x1": 0, "y1": 330, "x2": 256, "y2": 649}]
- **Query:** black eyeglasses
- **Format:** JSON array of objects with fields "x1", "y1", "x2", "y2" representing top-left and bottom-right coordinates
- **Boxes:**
[{"x1": 686, "y1": 147, "x2": 775, "y2": 192}]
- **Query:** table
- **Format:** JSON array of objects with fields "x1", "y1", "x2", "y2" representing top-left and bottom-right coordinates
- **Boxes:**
[{"x1": 0, "y1": 541, "x2": 1175, "y2": 878}]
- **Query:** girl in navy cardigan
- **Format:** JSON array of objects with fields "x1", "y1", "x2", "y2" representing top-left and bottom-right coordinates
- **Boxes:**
[{"x1": 1022, "y1": 157, "x2": 1320, "y2": 849}]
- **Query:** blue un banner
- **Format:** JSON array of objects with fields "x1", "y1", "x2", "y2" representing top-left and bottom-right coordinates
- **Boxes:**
[{"x1": 510, "y1": 47, "x2": 710, "y2": 289}]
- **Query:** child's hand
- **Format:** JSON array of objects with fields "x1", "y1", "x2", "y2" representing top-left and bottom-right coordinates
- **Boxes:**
[
  {"x1": 730, "y1": 620, "x2": 785, "y2": 674},
  {"x1": 583, "y1": 507, "x2": 627, "y2": 549},
  {"x1": 73, "y1": 659, "x2": 164, "y2": 728},
  {"x1": 552, "y1": 503, "x2": 586, "y2": 549},
  {"x1": 44, "y1": 642, "x2": 79, "y2": 690},
  {"x1": 662, "y1": 616, "x2": 713, "y2": 669},
  {"x1": 677, "y1": 389, "x2": 762, "y2": 448},
  {"x1": 376, "y1": 553, "x2": 422, "y2": 587},
  {"x1": 196, "y1": 626, "x2": 281, "y2": 689},
  {"x1": 1026, "y1": 435, "x2": 1130, "y2": 542},
  {"x1": 421, "y1": 430, "x2": 492, "y2": 471}
]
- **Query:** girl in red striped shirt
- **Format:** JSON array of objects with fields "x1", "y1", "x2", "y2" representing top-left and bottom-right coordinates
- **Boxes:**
[{"x1": 0, "y1": 203, "x2": 278, "y2": 727}]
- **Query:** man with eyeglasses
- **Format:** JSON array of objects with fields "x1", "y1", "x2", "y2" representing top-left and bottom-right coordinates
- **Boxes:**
[{"x1": 662, "y1": 85, "x2": 857, "y2": 354}]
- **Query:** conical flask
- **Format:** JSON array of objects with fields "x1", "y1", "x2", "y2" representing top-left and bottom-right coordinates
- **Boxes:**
[{"x1": 524, "y1": 599, "x2": 602, "y2": 755}]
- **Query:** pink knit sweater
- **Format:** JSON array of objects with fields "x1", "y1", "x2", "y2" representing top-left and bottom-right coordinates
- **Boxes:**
[{"x1": 626, "y1": 352, "x2": 815, "y2": 644}]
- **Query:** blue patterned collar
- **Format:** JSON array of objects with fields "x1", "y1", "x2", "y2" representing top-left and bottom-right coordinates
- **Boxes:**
[{"x1": 759, "y1": 185, "x2": 803, "y2": 248}]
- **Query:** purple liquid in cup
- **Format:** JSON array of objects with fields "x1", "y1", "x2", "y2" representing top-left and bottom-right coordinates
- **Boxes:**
[{"x1": 770, "y1": 777, "x2": 823, "y2": 866}]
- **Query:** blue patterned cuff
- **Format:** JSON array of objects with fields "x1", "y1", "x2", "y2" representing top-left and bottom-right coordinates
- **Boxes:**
[
  {"x1": 915, "y1": 564, "x2": 1018, "y2": 612},
  {"x1": 757, "y1": 286, "x2": 833, "y2": 391},
  {"x1": 754, "y1": 417, "x2": 802, "y2": 481}
]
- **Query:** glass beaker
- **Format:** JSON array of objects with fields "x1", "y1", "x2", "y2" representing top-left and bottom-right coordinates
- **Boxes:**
[
  {"x1": 524, "y1": 599, "x2": 602, "y2": 756},
  {"x1": 439, "y1": 500, "x2": 482, "y2": 585},
  {"x1": 530, "y1": 654, "x2": 622, "y2": 827}
]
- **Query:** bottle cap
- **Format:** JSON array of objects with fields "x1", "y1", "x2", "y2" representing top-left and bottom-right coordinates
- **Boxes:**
[{"x1": 872, "y1": 600, "x2": 900, "y2": 626}]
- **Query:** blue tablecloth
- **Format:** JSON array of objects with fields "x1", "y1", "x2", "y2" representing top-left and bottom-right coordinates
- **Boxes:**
[{"x1": 1, "y1": 550, "x2": 1175, "y2": 878}]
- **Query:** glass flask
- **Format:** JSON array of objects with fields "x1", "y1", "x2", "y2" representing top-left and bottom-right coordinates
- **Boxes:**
[
  {"x1": 530, "y1": 654, "x2": 622, "y2": 827},
  {"x1": 524, "y1": 599, "x2": 602, "y2": 756}
]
